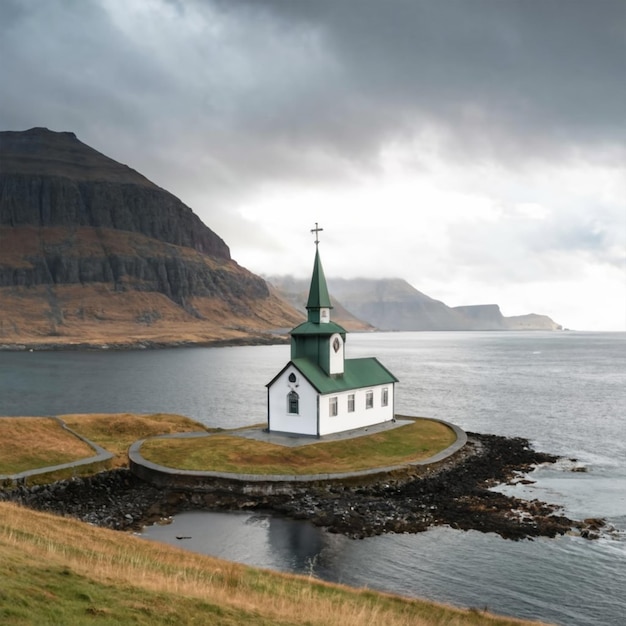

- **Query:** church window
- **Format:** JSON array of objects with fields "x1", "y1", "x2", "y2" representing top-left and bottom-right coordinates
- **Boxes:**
[
  {"x1": 366, "y1": 391, "x2": 374, "y2": 409},
  {"x1": 333, "y1": 336, "x2": 341, "y2": 353},
  {"x1": 287, "y1": 391, "x2": 299, "y2": 414},
  {"x1": 288, "y1": 372, "x2": 297, "y2": 383},
  {"x1": 329, "y1": 396, "x2": 338, "y2": 417},
  {"x1": 382, "y1": 387, "x2": 389, "y2": 407},
  {"x1": 347, "y1": 394, "x2": 355, "y2": 412}
]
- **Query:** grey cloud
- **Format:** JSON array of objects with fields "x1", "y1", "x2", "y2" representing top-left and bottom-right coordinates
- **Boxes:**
[
  {"x1": 1, "y1": 0, "x2": 625, "y2": 206},
  {"x1": 220, "y1": 0, "x2": 626, "y2": 154}
]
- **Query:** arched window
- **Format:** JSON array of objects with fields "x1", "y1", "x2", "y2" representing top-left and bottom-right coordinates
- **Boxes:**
[{"x1": 287, "y1": 390, "x2": 299, "y2": 415}]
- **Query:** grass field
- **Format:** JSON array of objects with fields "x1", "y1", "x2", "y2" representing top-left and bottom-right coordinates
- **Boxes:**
[
  {"x1": 0, "y1": 502, "x2": 551, "y2": 626},
  {"x1": 139, "y1": 418, "x2": 457, "y2": 474},
  {"x1": 0, "y1": 413, "x2": 208, "y2": 479}
]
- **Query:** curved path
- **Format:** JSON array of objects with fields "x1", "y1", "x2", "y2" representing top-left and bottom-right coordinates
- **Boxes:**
[
  {"x1": 129, "y1": 417, "x2": 467, "y2": 485},
  {"x1": 0, "y1": 416, "x2": 113, "y2": 485}
]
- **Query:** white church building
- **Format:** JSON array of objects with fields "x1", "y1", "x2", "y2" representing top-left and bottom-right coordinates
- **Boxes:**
[{"x1": 266, "y1": 225, "x2": 398, "y2": 437}]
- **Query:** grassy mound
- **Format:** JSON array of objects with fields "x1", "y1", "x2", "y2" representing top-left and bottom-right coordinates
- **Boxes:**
[{"x1": 140, "y1": 418, "x2": 457, "y2": 475}]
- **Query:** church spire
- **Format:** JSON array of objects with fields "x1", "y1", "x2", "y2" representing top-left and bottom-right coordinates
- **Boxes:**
[{"x1": 306, "y1": 223, "x2": 332, "y2": 322}]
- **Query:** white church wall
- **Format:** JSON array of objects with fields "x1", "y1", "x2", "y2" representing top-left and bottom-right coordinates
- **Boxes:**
[
  {"x1": 268, "y1": 366, "x2": 318, "y2": 436},
  {"x1": 318, "y1": 384, "x2": 395, "y2": 436}
]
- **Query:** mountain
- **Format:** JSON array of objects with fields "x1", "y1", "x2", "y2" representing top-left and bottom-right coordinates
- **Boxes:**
[
  {"x1": 0, "y1": 128, "x2": 302, "y2": 348},
  {"x1": 326, "y1": 278, "x2": 469, "y2": 331},
  {"x1": 269, "y1": 277, "x2": 562, "y2": 331}
]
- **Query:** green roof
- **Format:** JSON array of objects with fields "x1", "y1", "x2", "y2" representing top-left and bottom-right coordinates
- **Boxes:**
[
  {"x1": 287, "y1": 357, "x2": 398, "y2": 394},
  {"x1": 306, "y1": 248, "x2": 332, "y2": 310},
  {"x1": 291, "y1": 321, "x2": 346, "y2": 336}
]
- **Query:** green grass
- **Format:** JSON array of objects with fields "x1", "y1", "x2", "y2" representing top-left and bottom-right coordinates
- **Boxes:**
[
  {"x1": 0, "y1": 562, "x2": 251, "y2": 626},
  {"x1": 140, "y1": 418, "x2": 457, "y2": 474}
]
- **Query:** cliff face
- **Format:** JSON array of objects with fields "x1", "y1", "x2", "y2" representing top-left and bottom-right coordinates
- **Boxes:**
[
  {"x1": 452, "y1": 305, "x2": 561, "y2": 331},
  {"x1": 0, "y1": 128, "x2": 301, "y2": 347},
  {"x1": 0, "y1": 128, "x2": 230, "y2": 259},
  {"x1": 0, "y1": 227, "x2": 265, "y2": 306}
]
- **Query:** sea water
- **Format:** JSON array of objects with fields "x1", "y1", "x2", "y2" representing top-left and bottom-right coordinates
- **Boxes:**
[{"x1": 2, "y1": 332, "x2": 625, "y2": 625}]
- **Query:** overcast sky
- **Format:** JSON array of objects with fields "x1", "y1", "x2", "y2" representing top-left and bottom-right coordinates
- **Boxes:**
[{"x1": 1, "y1": 0, "x2": 625, "y2": 330}]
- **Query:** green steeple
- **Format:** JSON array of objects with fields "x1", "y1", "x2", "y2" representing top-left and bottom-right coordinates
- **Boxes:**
[
  {"x1": 306, "y1": 247, "x2": 332, "y2": 316},
  {"x1": 289, "y1": 224, "x2": 346, "y2": 373}
]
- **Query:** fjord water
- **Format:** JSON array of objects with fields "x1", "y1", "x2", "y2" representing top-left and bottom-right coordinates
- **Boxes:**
[{"x1": 2, "y1": 332, "x2": 625, "y2": 625}]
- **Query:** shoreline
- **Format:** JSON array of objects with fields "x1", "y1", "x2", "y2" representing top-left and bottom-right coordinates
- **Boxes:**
[
  {"x1": 1, "y1": 431, "x2": 603, "y2": 541},
  {"x1": 0, "y1": 335, "x2": 289, "y2": 352},
  {"x1": 0, "y1": 328, "x2": 579, "y2": 353}
]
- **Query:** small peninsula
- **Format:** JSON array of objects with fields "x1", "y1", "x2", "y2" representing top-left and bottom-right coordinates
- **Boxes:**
[{"x1": 1, "y1": 413, "x2": 600, "y2": 542}]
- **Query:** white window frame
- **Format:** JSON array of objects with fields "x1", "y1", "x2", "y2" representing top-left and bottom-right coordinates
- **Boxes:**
[
  {"x1": 347, "y1": 393, "x2": 355, "y2": 413},
  {"x1": 365, "y1": 390, "x2": 374, "y2": 409},
  {"x1": 382, "y1": 387, "x2": 389, "y2": 407}
]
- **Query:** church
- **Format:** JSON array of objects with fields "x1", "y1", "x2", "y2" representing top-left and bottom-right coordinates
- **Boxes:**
[{"x1": 266, "y1": 225, "x2": 398, "y2": 437}]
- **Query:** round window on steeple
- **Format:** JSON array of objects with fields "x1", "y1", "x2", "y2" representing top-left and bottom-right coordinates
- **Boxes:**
[
  {"x1": 333, "y1": 337, "x2": 341, "y2": 353},
  {"x1": 288, "y1": 372, "x2": 297, "y2": 383}
]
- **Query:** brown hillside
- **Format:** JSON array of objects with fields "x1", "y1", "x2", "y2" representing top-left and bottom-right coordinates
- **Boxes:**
[{"x1": 0, "y1": 128, "x2": 302, "y2": 348}]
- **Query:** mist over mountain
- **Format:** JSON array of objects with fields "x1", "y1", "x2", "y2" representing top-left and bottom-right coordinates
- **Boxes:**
[{"x1": 268, "y1": 276, "x2": 562, "y2": 332}]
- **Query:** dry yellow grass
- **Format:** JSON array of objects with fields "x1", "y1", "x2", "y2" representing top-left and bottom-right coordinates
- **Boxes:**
[
  {"x1": 0, "y1": 502, "x2": 552, "y2": 626},
  {"x1": 0, "y1": 417, "x2": 95, "y2": 474},
  {"x1": 0, "y1": 284, "x2": 272, "y2": 345},
  {"x1": 0, "y1": 413, "x2": 208, "y2": 477}
]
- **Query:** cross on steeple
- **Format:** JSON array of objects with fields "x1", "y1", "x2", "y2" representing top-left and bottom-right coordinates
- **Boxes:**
[{"x1": 311, "y1": 222, "x2": 323, "y2": 247}]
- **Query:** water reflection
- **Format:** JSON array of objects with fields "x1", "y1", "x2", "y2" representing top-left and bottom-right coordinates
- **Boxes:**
[
  {"x1": 142, "y1": 510, "x2": 345, "y2": 577},
  {"x1": 266, "y1": 514, "x2": 328, "y2": 574}
]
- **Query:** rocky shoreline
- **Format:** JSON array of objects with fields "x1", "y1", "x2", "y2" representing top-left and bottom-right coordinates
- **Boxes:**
[
  {"x1": 0, "y1": 334, "x2": 289, "y2": 352},
  {"x1": 1, "y1": 432, "x2": 603, "y2": 541}
]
